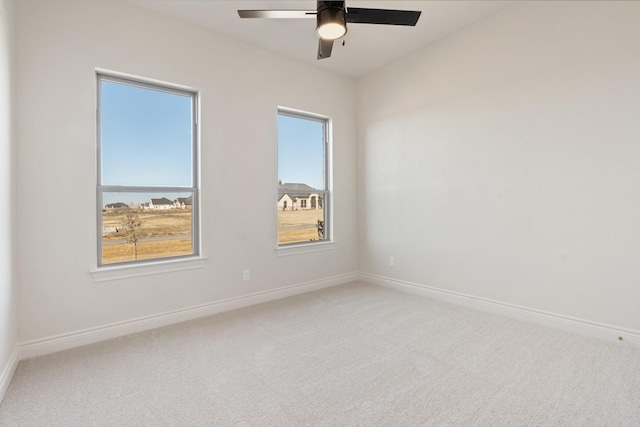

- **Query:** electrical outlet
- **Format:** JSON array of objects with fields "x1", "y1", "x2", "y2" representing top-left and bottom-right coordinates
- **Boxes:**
[
  {"x1": 242, "y1": 269, "x2": 250, "y2": 282},
  {"x1": 389, "y1": 257, "x2": 395, "y2": 267}
]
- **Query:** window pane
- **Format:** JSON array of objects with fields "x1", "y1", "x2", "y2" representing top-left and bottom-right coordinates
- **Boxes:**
[
  {"x1": 277, "y1": 111, "x2": 327, "y2": 246},
  {"x1": 277, "y1": 194, "x2": 325, "y2": 244},
  {"x1": 277, "y1": 114, "x2": 324, "y2": 190},
  {"x1": 101, "y1": 192, "x2": 193, "y2": 264},
  {"x1": 100, "y1": 80, "x2": 193, "y2": 186}
]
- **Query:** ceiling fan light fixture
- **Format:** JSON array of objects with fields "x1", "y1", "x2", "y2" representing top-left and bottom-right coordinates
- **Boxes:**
[
  {"x1": 317, "y1": 22, "x2": 346, "y2": 40},
  {"x1": 316, "y1": 6, "x2": 347, "y2": 40}
]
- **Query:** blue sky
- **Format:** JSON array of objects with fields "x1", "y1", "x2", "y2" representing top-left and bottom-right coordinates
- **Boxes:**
[
  {"x1": 100, "y1": 79, "x2": 325, "y2": 206},
  {"x1": 100, "y1": 80, "x2": 193, "y2": 205},
  {"x1": 277, "y1": 114, "x2": 325, "y2": 190},
  {"x1": 100, "y1": 81, "x2": 193, "y2": 186}
]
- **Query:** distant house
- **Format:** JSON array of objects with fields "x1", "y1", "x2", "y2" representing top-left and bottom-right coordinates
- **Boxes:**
[
  {"x1": 278, "y1": 194, "x2": 295, "y2": 211},
  {"x1": 278, "y1": 183, "x2": 323, "y2": 211},
  {"x1": 104, "y1": 202, "x2": 128, "y2": 209},
  {"x1": 174, "y1": 196, "x2": 193, "y2": 209},
  {"x1": 148, "y1": 197, "x2": 174, "y2": 210}
]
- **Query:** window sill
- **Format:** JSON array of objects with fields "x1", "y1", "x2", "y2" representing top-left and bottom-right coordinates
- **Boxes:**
[
  {"x1": 276, "y1": 241, "x2": 336, "y2": 257},
  {"x1": 90, "y1": 256, "x2": 207, "y2": 282}
]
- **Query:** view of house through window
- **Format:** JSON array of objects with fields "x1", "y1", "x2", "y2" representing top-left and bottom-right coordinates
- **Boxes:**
[
  {"x1": 277, "y1": 109, "x2": 329, "y2": 245},
  {"x1": 97, "y1": 74, "x2": 198, "y2": 265}
]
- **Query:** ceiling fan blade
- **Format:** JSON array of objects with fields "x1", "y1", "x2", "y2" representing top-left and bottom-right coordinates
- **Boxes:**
[
  {"x1": 238, "y1": 10, "x2": 316, "y2": 19},
  {"x1": 317, "y1": 38, "x2": 334, "y2": 59},
  {"x1": 346, "y1": 8, "x2": 421, "y2": 26},
  {"x1": 318, "y1": 1, "x2": 345, "y2": 9}
]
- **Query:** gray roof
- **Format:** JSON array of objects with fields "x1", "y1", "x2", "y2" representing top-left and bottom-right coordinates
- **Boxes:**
[
  {"x1": 176, "y1": 196, "x2": 192, "y2": 205},
  {"x1": 105, "y1": 202, "x2": 128, "y2": 209},
  {"x1": 151, "y1": 197, "x2": 173, "y2": 205},
  {"x1": 278, "y1": 183, "x2": 316, "y2": 192}
]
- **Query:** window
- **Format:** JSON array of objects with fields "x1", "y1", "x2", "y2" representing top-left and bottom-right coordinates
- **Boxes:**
[
  {"x1": 97, "y1": 74, "x2": 199, "y2": 266},
  {"x1": 277, "y1": 109, "x2": 330, "y2": 246}
]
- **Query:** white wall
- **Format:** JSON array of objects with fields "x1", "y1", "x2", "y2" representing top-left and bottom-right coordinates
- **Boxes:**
[
  {"x1": 15, "y1": 0, "x2": 358, "y2": 342},
  {"x1": 0, "y1": 0, "x2": 16, "y2": 392},
  {"x1": 15, "y1": 0, "x2": 639, "y2": 351},
  {"x1": 358, "y1": 1, "x2": 640, "y2": 331}
]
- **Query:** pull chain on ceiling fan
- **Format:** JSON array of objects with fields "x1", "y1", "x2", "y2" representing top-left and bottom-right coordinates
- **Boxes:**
[{"x1": 238, "y1": 1, "x2": 421, "y2": 59}]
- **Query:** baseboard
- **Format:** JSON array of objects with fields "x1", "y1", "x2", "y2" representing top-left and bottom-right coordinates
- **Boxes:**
[
  {"x1": 16, "y1": 270, "x2": 638, "y2": 366},
  {"x1": 0, "y1": 347, "x2": 19, "y2": 404},
  {"x1": 19, "y1": 272, "x2": 359, "y2": 360},
  {"x1": 360, "y1": 273, "x2": 640, "y2": 348}
]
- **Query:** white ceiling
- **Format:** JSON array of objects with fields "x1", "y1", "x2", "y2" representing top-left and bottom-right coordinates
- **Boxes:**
[{"x1": 126, "y1": 1, "x2": 515, "y2": 79}]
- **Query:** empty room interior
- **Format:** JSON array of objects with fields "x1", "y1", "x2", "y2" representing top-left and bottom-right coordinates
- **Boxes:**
[{"x1": 1, "y1": 0, "x2": 640, "y2": 425}]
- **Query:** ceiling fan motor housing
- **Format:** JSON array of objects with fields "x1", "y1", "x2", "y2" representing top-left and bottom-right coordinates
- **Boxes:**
[{"x1": 316, "y1": 1, "x2": 347, "y2": 40}]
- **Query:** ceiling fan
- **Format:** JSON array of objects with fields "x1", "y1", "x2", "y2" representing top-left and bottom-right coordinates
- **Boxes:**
[{"x1": 238, "y1": 1, "x2": 421, "y2": 59}]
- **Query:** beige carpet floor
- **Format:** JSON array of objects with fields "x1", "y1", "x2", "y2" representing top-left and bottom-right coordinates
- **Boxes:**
[{"x1": 1, "y1": 281, "x2": 639, "y2": 426}]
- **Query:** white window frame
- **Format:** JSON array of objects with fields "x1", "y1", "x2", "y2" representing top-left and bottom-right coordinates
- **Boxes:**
[
  {"x1": 95, "y1": 73, "x2": 201, "y2": 272},
  {"x1": 276, "y1": 107, "x2": 333, "y2": 254}
]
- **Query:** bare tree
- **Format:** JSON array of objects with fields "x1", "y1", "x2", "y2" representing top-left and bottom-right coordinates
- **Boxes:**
[{"x1": 120, "y1": 208, "x2": 144, "y2": 260}]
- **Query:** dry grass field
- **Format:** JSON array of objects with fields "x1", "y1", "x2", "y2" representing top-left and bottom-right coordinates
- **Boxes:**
[
  {"x1": 102, "y1": 209, "x2": 192, "y2": 264},
  {"x1": 278, "y1": 209, "x2": 324, "y2": 244},
  {"x1": 102, "y1": 207, "x2": 325, "y2": 263},
  {"x1": 102, "y1": 209, "x2": 192, "y2": 240},
  {"x1": 103, "y1": 239, "x2": 192, "y2": 264}
]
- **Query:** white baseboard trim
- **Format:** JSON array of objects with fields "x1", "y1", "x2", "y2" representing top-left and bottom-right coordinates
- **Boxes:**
[
  {"x1": 19, "y1": 272, "x2": 359, "y2": 360},
  {"x1": 360, "y1": 273, "x2": 640, "y2": 348},
  {"x1": 14, "y1": 270, "x2": 638, "y2": 384},
  {"x1": 0, "y1": 347, "x2": 19, "y2": 404}
]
